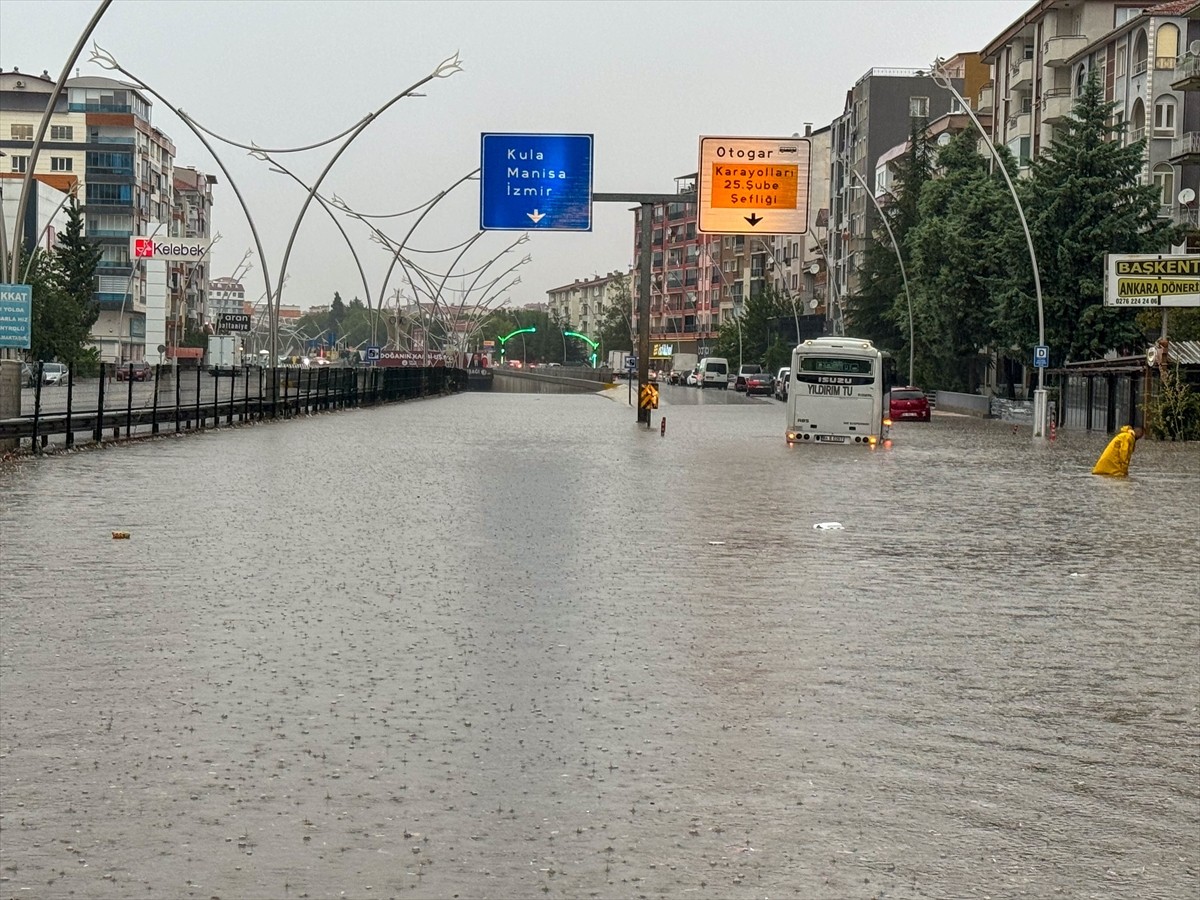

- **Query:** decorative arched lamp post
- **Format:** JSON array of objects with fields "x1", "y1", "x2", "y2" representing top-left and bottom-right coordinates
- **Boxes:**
[
  {"x1": 497, "y1": 327, "x2": 536, "y2": 365},
  {"x1": 849, "y1": 168, "x2": 914, "y2": 386},
  {"x1": 928, "y1": 59, "x2": 1048, "y2": 440}
]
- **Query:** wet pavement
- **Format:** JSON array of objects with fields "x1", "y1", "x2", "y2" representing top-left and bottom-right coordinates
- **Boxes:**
[{"x1": 1, "y1": 387, "x2": 1197, "y2": 900}]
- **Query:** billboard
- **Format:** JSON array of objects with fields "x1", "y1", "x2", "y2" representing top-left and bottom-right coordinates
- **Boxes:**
[
  {"x1": 1104, "y1": 254, "x2": 1200, "y2": 308},
  {"x1": 0, "y1": 284, "x2": 32, "y2": 349}
]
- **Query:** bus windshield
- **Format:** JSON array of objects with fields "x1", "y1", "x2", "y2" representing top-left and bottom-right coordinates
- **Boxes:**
[{"x1": 797, "y1": 356, "x2": 874, "y2": 375}]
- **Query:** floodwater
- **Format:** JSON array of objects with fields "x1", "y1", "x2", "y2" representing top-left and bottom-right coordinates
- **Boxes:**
[{"x1": 1, "y1": 387, "x2": 1197, "y2": 900}]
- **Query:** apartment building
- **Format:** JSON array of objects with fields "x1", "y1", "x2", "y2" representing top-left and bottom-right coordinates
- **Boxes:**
[
  {"x1": 829, "y1": 66, "x2": 964, "y2": 303},
  {"x1": 545, "y1": 270, "x2": 630, "y2": 338},
  {"x1": 765, "y1": 124, "x2": 834, "y2": 341},
  {"x1": 981, "y1": 0, "x2": 1131, "y2": 168},
  {"x1": 0, "y1": 70, "x2": 186, "y2": 363},
  {"x1": 171, "y1": 166, "x2": 216, "y2": 347},
  {"x1": 1169, "y1": 2, "x2": 1200, "y2": 239},
  {"x1": 628, "y1": 174, "x2": 730, "y2": 358}
]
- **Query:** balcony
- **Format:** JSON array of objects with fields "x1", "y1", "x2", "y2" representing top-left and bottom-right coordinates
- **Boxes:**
[
  {"x1": 1169, "y1": 131, "x2": 1200, "y2": 164},
  {"x1": 1042, "y1": 88, "x2": 1073, "y2": 124},
  {"x1": 976, "y1": 81, "x2": 994, "y2": 110},
  {"x1": 1006, "y1": 110, "x2": 1032, "y2": 135},
  {"x1": 1043, "y1": 35, "x2": 1087, "y2": 67},
  {"x1": 1172, "y1": 53, "x2": 1200, "y2": 91},
  {"x1": 1009, "y1": 58, "x2": 1032, "y2": 91}
]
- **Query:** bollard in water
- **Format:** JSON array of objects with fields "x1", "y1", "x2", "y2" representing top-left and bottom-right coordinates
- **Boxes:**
[{"x1": 660, "y1": 416, "x2": 666, "y2": 437}]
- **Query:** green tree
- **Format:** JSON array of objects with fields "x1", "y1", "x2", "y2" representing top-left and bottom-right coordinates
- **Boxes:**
[
  {"x1": 596, "y1": 275, "x2": 633, "y2": 353},
  {"x1": 1002, "y1": 70, "x2": 1180, "y2": 362},
  {"x1": 25, "y1": 196, "x2": 101, "y2": 366},
  {"x1": 846, "y1": 122, "x2": 933, "y2": 353},
  {"x1": 907, "y1": 130, "x2": 1016, "y2": 391},
  {"x1": 329, "y1": 291, "x2": 346, "y2": 327},
  {"x1": 713, "y1": 286, "x2": 792, "y2": 370}
]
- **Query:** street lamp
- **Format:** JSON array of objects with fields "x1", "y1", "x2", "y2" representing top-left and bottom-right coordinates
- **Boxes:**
[
  {"x1": 849, "y1": 169, "x2": 915, "y2": 386},
  {"x1": 497, "y1": 327, "x2": 536, "y2": 365},
  {"x1": 928, "y1": 59, "x2": 1048, "y2": 440},
  {"x1": 563, "y1": 330, "x2": 599, "y2": 367}
]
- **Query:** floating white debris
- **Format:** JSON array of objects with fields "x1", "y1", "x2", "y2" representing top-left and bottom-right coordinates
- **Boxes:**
[
  {"x1": 1067, "y1": 572, "x2": 1087, "y2": 578},
  {"x1": 813, "y1": 522, "x2": 845, "y2": 531},
  {"x1": 708, "y1": 541, "x2": 725, "y2": 545}
]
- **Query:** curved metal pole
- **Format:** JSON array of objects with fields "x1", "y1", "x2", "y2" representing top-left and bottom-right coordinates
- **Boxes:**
[
  {"x1": 91, "y1": 48, "x2": 279, "y2": 371},
  {"x1": 354, "y1": 169, "x2": 479, "y2": 317},
  {"x1": 7, "y1": 0, "x2": 113, "y2": 285},
  {"x1": 931, "y1": 61, "x2": 1047, "y2": 438},
  {"x1": 851, "y1": 169, "x2": 914, "y2": 385},
  {"x1": 19, "y1": 185, "x2": 80, "y2": 283},
  {"x1": 268, "y1": 52, "x2": 463, "y2": 362},
  {"x1": 266, "y1": 161, "x2": 374, "y2": 331}
]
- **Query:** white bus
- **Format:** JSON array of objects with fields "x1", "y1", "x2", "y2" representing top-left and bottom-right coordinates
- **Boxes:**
[{"x1": 785, "y1": 337, "x2": 894, "y2": 446}]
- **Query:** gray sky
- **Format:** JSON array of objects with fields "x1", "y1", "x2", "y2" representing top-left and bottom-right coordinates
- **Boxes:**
[{"x1": 3, "y1": 0, "x2": 1029, "y2": 316}]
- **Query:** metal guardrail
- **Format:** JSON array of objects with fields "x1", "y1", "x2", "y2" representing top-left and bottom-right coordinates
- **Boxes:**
[{"x1": 2, "y1": 363, "x2": 465, "y2": 453}]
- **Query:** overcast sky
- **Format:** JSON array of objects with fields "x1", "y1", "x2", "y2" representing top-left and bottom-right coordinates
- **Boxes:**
[{"x1": 3, "y1": 0, "x2": 1029, "y2": 315}]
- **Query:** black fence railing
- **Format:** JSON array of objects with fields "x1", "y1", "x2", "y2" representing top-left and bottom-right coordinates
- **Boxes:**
[{"x1": 4, "y1": 362, "x2": 465, "y2": 454}]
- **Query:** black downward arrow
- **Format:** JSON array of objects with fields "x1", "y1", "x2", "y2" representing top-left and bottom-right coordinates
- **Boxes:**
[{"x1": 744, "y1": 213, "x2": 762, "y2": 227}]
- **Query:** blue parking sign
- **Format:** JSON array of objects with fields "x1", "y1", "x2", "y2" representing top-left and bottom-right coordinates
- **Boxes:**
[{"x1": 1033, "y1": 345, "x2": 1049, "y2": 368}]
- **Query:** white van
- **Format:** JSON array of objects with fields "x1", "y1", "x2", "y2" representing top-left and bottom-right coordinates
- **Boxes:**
[{"x1": 698, "y1": 357, "x2": 728, "y2": 389}]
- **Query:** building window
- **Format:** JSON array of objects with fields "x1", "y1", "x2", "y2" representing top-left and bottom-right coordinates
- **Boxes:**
[
  {"x1": 1132, "y1": 30, "x2": 1149, "y2": 75},
  {"x1": 1023, "y1": 41, "x2": 1035, "y2": 60},
  {"x1": 10, "y1": 155, "x2": 28, "y2": 173},
  {"x1": 1115, "y1": 6, "x2": 1146, "y2": 27},
  {"x1": 50, "y1": 125, "x2": 73, "y2": 141},
  {"x1": 909, "y1": 96, "x2": 929, "y2": 118},
  {"x1": 50, "y1": 157, "x2": 73, "y2": 172},
  {"x1": 1154, "y1": 96, "x2": 1177, "y2": 134},
  {"x1": 10, "y1": 124, "x2": 34, "y2": 141},
  {"x1": 1115, "y1": 41, "x2": 1127, "y2": 78},
  {"x1": 1153, "y1": 164, "x2": 1174, "y2": 207},
  {"x1": 1156, "y1": 23, "x2": 1180, "y2": 66}
]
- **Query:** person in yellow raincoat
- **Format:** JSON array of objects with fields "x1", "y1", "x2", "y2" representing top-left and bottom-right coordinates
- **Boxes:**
[{"x1": 1092, "y1": 425, "x2": 1144, "y2": 477}]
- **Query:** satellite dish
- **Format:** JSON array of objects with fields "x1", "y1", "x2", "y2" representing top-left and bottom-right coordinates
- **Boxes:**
[
  {"x1": 1179, "y1": 188, "x2": 1196, "y2": 206},
  {"x1": 806, "y1": 263, "x2": 820, "y2": 275},
  {"x1": 1191, "y1": 40, "x2": 1200, "y2": 56},
  {"x1": 808, "y1": 298, "x2": 819, "y2": 309},
  {"x1": 937, "y1": 133, "x2": 952, "y2": 146},
  {"x1": 1147, "y1": 345, "x2": 1160, "y2": 367}
]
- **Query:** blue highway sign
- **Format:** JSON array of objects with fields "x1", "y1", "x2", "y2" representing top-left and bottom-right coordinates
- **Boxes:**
[{"x1": 480, "y1": 133, "x2": 594, "y2": 231}]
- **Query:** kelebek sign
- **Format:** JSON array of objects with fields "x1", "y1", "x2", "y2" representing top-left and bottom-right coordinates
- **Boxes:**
[
  {"x1": 697, "y1": 135, "x2": 811, "y2": 235},
  {"x1": 130, "y1": 236, "x2": 212, "y2": 261}
]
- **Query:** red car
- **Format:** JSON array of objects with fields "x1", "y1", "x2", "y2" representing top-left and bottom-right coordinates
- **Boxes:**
[
  {"x1": 889, "y1": 386, "x2": 930, "y2": 422},
  {"x1": 744, "y1": 371, "x2": 774, "y2": 395},
  {"x1": 115, "y1": 361, "x2": 153, "y2": 382}
]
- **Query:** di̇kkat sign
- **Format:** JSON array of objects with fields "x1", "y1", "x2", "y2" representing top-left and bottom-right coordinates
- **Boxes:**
[
  {"x1": 1104, "y1": 254, "x2": 1200, "y2": 308},
  {"x1": 0, "y1": 284, "x2": 32, "y2": 350}
]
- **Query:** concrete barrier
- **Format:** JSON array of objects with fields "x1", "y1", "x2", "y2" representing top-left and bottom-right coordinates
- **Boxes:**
[
  {"x1": 933, "y1": 390, "x2": 991, "y2": 417},
  {"x1": 492, "y1": 367, "x2": 613, "y2": 394}
]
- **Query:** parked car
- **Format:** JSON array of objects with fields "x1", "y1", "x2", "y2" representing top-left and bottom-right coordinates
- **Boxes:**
[
  {"x1": 744, "y1": 370, "x2": 773, "y2": 395},
  {"x1": 733, "y1": 363, "x2": 763, "y2": 392},
  {"x1": 115, "y1": 360, "x2": 153, "y2": 382},
  {"x1": 889, "y1": 386, "x2": 931, "y2": 422},
  {"x1": 41, "y1": 362, "x2": 68, "y2": 386},
  {"x1": 774, "y1": 367, "x2": 790, "y2": 401}
]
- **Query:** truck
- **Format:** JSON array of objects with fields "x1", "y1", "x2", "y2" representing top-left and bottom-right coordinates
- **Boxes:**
[
  {"x1": 607, "y1": 350, "x2": 633, "y2": 377},
  {"x1": 206, "y1": 334, "x2": 239, "y2": 375},
  {"x1": 670, "y1": 352, "x2": 697, "y2": 384}
]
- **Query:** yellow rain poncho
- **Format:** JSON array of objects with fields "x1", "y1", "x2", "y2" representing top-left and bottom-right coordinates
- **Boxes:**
[{"x1": 1092, "y1": 425, "x2": 1139, "y2": 477}]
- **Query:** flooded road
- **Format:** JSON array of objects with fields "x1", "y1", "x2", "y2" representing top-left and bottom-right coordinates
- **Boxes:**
[{"x1": 2, "y1": 388, "x2": 1197, "y2": 899}]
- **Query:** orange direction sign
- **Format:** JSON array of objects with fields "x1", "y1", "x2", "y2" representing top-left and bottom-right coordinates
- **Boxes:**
[{"x1": 697, "y1": 136, "x2": 810, "y2": 234}]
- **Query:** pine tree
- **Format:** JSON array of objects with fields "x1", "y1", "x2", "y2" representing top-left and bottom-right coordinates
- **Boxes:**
[
  {"x1": 908, "y1": 130, "x2": 1018, "y2": 391},
  {"x1": 38, "y1": 196, "x2": 101, "y2": 366},
  {"x1": 1003, "y1": 70, "x2": 1180, "y2": 362}
]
